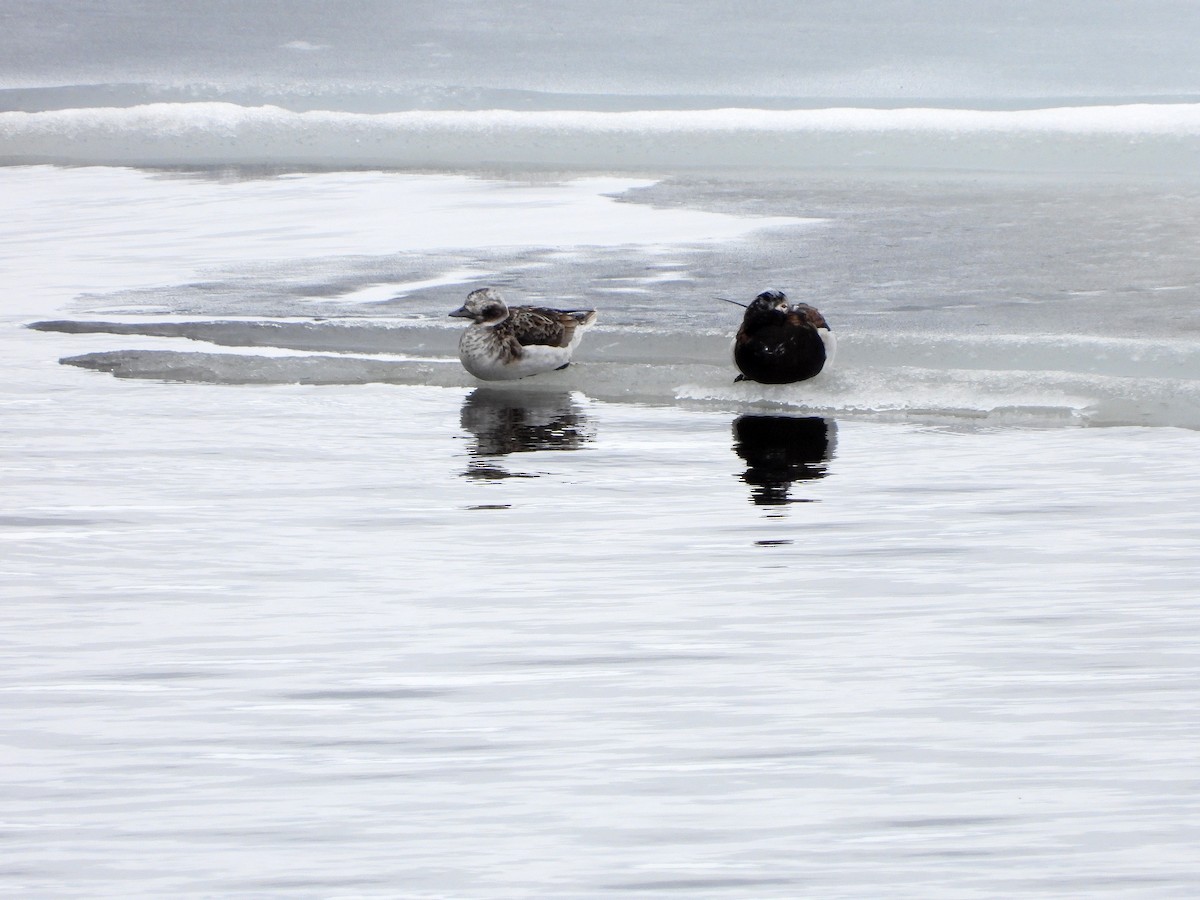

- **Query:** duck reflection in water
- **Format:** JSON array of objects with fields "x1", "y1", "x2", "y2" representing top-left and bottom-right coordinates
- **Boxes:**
[
  {"x1": 733, "y1": 415, "x2": 837, "y2": 505},
  {"x1": 460, "y1": 388, "x2": 594, "y2": 480}
]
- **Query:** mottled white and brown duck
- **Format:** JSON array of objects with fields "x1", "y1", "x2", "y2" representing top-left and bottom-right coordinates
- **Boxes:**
[
  {"x1": 449, "y1": 288, "x2": 598, "y2": 381},
  {"x1": 731, "y1": 289, "x2": 835, "y2": 384}
]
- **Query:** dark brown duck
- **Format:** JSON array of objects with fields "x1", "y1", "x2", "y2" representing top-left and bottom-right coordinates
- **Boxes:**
[{"x1": 732, "y1": 290, "x2": 835, "y2": 384}]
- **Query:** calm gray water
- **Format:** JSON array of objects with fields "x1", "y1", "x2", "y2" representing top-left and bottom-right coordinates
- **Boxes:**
[
  {"x1": 5, "y1": 346, "x2": 1200, "y2": 897},
  {"x1": 4, "y1": 0, "x2": 1200, "y2": 103}
]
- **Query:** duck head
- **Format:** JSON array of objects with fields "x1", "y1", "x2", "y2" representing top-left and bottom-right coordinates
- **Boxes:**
[
  {"x1": 449, "y1": 288, "x2": 510, "y2": 326},
  {"x1": 742, "y1": 289, "x2": 789, "y2": 326}
]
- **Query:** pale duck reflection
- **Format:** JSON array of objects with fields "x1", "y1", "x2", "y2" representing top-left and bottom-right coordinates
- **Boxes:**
[
  {"x1": 732, "y1": 415, "x2": 837, "y2": 506},
  {"x1": 460, "y1": 388, "x2": 594, "y2": 481}
]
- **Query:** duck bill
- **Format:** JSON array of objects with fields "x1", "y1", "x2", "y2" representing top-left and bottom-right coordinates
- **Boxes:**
[{"x1": 448, "y1": 307, "x2": 472, "y2": 318}]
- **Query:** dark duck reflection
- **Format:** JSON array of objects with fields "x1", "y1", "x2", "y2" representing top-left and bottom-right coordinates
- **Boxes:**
[
  {"x1": 730, "y1": 290, "x2": 835, "y2": 384},
  {"x1": 460, "y1": 388, "x2": 594, "y2": 480},
  {"x1": 733, "y1": 415, "x2": 837, "y2": 505}
]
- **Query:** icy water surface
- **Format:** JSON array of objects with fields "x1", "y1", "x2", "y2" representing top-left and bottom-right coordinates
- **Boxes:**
[
  {"x1": 6, "y1": 2, "x2": 1200, "y2": 893},
  {"x1": 4, "y1": 166, "x2": 1200, "y2": 897},
  {"x1": 11, "y1": 166, "x2": 1200, "y2": 427}
]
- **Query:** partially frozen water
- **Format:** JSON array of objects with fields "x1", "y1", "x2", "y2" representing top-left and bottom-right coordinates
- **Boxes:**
[
  {"x1": 4, "y1": 165, "x2": 1200, "y2": 898},
  {"x1": 12, "y1": 167, "x2": 1200, "y2": 427},
  {"x1": 4, "y1": 3, "x2": 1200, "y2": 891}
]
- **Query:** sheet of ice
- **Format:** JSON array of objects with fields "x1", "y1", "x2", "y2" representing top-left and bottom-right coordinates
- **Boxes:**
[
  {"x1": 319, "y1": 269, "x2": 493, "y2": 304},
  {"x1": 4, "y1": 103, "x2": 1200, "y2": 172},
  {"x1": 0, "y1": 166, "x2": 811, "y2": 317},
  {"x1": 35, "y1": 329, "x2": 1200, "y2": 429}
]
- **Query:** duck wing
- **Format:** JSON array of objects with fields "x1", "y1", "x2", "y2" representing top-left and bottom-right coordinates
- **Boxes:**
[
  {"x1": 507, "y1": 306, "x2": 598, "y2": 348},
  {"x1": 788, "y1": 303, "x2": 831, "y2": 330}
]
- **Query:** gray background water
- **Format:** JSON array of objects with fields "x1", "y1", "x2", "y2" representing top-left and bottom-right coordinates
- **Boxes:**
[{"x1": 3, "y1": 0, "x2": 1200, "y2": 104}]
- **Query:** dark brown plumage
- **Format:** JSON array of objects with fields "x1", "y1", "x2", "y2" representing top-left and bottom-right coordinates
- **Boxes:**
[
  {"x1": 505, "y1": 306, "x2": 594, "y2": 349},
  {"x1": 732, "y1": 290, "x2": 834, "y2": 384}
]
